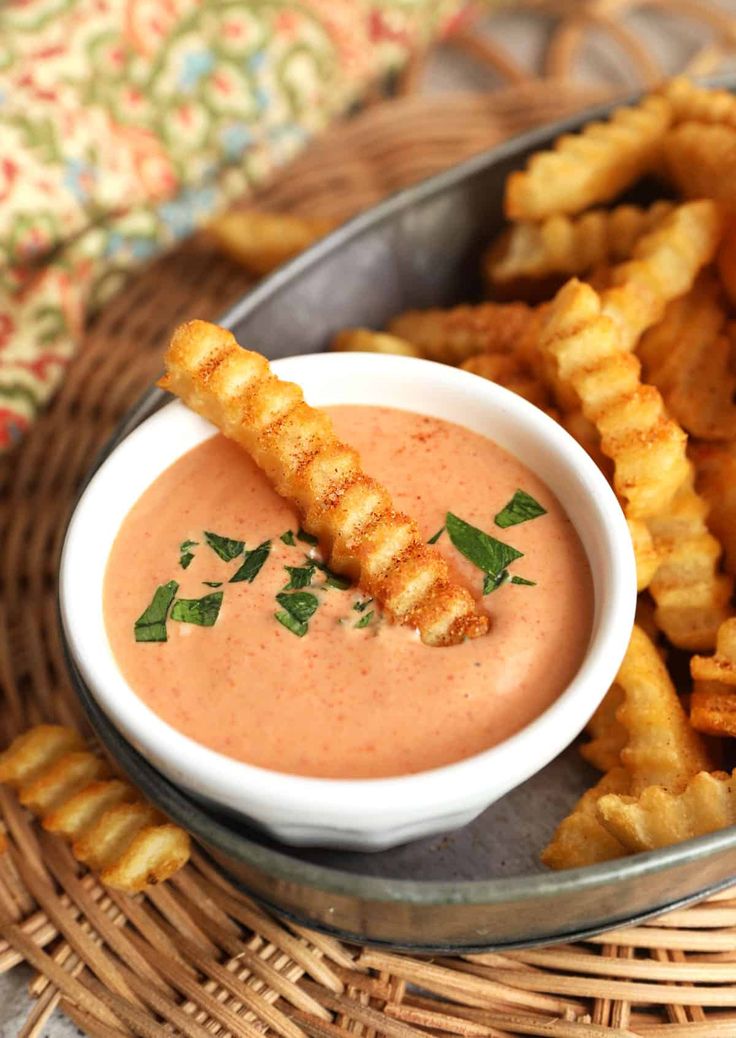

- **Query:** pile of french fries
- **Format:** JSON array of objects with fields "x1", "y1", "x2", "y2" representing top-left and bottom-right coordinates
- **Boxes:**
[
  {"x1": 326, "y1": 77, "x2": 736, "y2": 867},
  {"x1": 0, "y1": 725, "x2": 190, "y2": 890}
]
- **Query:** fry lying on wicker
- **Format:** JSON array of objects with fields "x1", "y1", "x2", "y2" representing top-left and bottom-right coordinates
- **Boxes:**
[
  {"x1": 0, "y1": 725, "x2": 190, "y2": 891},
  {"x1": 504, "y1": 94, "x2": 672, "y2": 221},
  {"x1": 160, "y1": 320, "x2": 489, "y2": 647},
  {"x1": 208, "y1": 209, "x2": 335, "y2": 276},
  {"x1": 484, "y1": 201, "x2": 673, "y2": 293}
]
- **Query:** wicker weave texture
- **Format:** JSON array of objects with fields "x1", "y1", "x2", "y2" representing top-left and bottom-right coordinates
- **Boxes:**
[{"x1": 4, "y1": 67, "x2": 736, "y2": 1037}]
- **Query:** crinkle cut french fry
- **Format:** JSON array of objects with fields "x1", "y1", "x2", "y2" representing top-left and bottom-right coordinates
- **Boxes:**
[
  {"x1": 646, "y1": 475, "x2": 733, "y2": 651},
  {"x1": 331, "y1": 329, "x2": 421, "y2": 358},
  {"x1": 717, "y1": 217, "x2": 736, "y2": 309},
  {"x1": 486, "y1": 202, "x2": 673, "y2": 287},
  {"x1": 160, "y1": 320, "x2": 488, "y2": 646},
  {"x1": 505, "y1": 95, "x2": 671, "y2": 221},
  {"x1": 460, "y1": 352, "x2": 551, "y2": 409},
  {"x1": 18, "y1": 751, "x2": 108, "y2": 815},
  {"x1": 539, "y1": 278, "x2": 689, "y2": 519},
  {"x1": 208, "y1": 210, "x2": 334, "y2": 276},
  {"x1": 663, "y1": 76, "x2": 736, "y2": 129},
  {"x1": 386, "y1": 302, "x2": 537, "y2": 366},
  {"x1": 597, "y1": 769, "x2": 736, "y2": 853},
  {"x1": 663, "y1": 122, "x2": 736, "y2": 208},
  {"x1": 628, "y1": 519, "x2": 659, "y2": 592},
  {"x1": 580, "y1": 684, "x2": 626, "y2": 773},
  {"x1": 690, "y1": 683, "x2": 736, "y2": 739},
  {"x1": 691, "y1": 618, "x2": 736, "y2": 687},
  {"x1": 0, "y1": 725, "x2": 191, "y2": 891},
  {"x1": 541, "y1": 767, "x2": 630, "y2": 870},
  {"x1": 0, "y1": 726, "x2": 83, "y2": 788},
  {"x1": 691, "y1": 440, "x2": 736, "y2": 579},
  {"x1": 637, "y1": 272, "x2": 736, "y2": 441},
  {"x1": 101, "y1": 824, "x2": 191, "y2": 892},
  {"x1": 616, "y1": 626, "x2": 712, "y2": 793},
  {"x1": 600, "y1": 201, "x2": 724, "y2": 352}
]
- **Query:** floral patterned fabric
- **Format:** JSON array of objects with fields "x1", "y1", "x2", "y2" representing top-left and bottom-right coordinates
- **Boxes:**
[{"x1": 0, "y1": 0, "x2": 467, "y2": 450}]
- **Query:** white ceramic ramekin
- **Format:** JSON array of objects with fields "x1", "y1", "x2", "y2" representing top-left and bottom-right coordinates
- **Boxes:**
[{"x1": 60, "y1": 352, "x2": 636, "y2": 851}]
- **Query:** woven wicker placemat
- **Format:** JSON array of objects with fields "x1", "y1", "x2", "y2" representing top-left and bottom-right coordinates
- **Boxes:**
[{"x1": 4, "y1": 54, "x2": 736, "y2": 1038}]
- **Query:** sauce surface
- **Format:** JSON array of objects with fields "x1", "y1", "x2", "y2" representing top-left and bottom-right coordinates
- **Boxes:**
[{"x1": 104, "y1": 406, "x2": 593, "y2": 778}]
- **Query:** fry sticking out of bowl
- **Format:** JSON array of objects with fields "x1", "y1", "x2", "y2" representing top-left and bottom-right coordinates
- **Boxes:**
[{"x1": 159, "y1": 320, "x2": 489, "y2": 647}]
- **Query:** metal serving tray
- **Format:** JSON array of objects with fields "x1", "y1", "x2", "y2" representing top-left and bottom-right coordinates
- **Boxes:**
[{"x1": 65, "y1": 85, "x2": 736, "y2": 952}]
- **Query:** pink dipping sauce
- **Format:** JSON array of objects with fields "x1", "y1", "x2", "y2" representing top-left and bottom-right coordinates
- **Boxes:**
[{"x1": 104, "y1": 406, "x2": 593, "y2": 778}]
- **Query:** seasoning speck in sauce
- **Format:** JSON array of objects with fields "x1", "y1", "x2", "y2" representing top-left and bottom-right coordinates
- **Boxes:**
[{"x1": 104, "y1": 405, "x2": 593, "y2": 778}]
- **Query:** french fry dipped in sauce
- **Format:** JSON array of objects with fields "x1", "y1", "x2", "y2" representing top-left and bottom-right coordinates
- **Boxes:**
[{"x1": 159, "y1": 320, "x2": 489, "y2": 647}]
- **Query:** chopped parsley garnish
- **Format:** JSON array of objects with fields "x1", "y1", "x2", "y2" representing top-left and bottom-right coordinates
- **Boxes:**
[
  {"x1": 204, "y1": 531, "x2": 244, "y2": 562},
  {"x1": 202, "y1": 581, "x2": 222, "y2": 588},
  {"x1": 280, "y1": 530, "x2": 297, "y2": 546},
  {"x1": 230, "y1": 540, "x2": 271, "y2": 583},
  {"x1": 275, "y1": 591, "x2": 319, "y2": 623},
  {"x1": 313, "y1": 559, "x2": 351, "y2": 590},
  {"x1": 511, "y1": 575, "x2": 536, "y2": 586},
  {"x1": 283, "y1": 563, "x2": 315, "y2": 590},
  {"x1": 483, "y1": 570, "x2": 511, "y2": 595},
  {"x1": 353, "y1": 597, "x2": 373, "y2": 612},
  {"x1": 297, "y1": 528, "x2": 319, "y2": 546},
  {"x1": 427, "y1": 526, "x2": 445, "y2": 545},
  {"x1": 494, "y1": 490, "x2": 546, "y2": 529},
  {"x1": 446, "y1": 512, "x2": 523, "y2": 582},
  {"x1": 354, "y1": 610, "x2": 375, "y2": 629},
  {"x1": 179, "y1": 539, "x2": 198, "y2": 569},
  {"x1": 134, "y1": 581, "x2": 178, "y2": 643},
  {"x1": 275, "y1": 590, "x2": 319, "y2": 636},
  {"x1": 171, "y1": 591, "x2": 223, "y2": 627},
  {"x1": 275, "y1": 611, "x2": 308, "y2": 637}
]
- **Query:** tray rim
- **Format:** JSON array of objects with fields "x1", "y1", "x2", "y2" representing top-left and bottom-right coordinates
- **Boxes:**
[{"x1": 63, "y1": 72, "x2": 736, "y2": 946}]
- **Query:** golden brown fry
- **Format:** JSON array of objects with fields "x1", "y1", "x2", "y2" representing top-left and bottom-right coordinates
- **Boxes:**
[
  {"x1": 18, "y1": 752, "x2": 108, "y2": 816},
  {"x1": 601, "y1": 201, "x2": 724, "y2": 352},
  {"x1": 0, "y1": 725, "x2": 190, "y2": 891},
  {"x1": 634, "y1": 593, "x2": 659, "y2": 645},
  {"x1": 386, "y1": 302, "x2": 536, "y2": 366},
  {"x1": 637, "y1": 272, "x2": 736, "y2": 440},
  {"x1": 460, "y1": 352, "x2": 551, "y2": 409},
  {"x1": 716, "y1": 216, "x2": 736, "y2": 308},
  {"x1": 100, "y1": 824, "x2": 191, "y2": 892},
  {"x1": 539, "y1": 278, "x2": 689, "y2": 519},
  {"x1": 73, "y1": 802, "x2": 160, "y2": 871},
  {"x1": 646, "y1": 475, "x2": 733, "y2": 651},
  {"x1": 331, "y1": 329, "x2": 421, "y2": 358},
  {"x1": 628, "y1": 519, "x2": 659, "y2": 593},
  {"x1": 505, "y1": 95, "x2": 671, "y2": 221},
  {"x1": 663, "y1": 76, "x2": 736, "y2": 129},
  {"x1": 160, "y1": 320, "x2": 488, "y2": 646},
  {"x1": 690, "y1": 684, "x2": 736, "y2": 739},
  {"x1": 0, "y1": 726, "x2": 83, "y2": 789},
  {"x1": 208, "y1": 210, "x2": 334, "y2": 276},
  {"x1": 541, "y1": 767, "x2": 630, "y2": 869},
  {"x1": 663, "y1": 122, "x2": 736, "y2": 207},
  {"x1": 597, "y1": 769, "x2": 736, "y2": 853},
  {"x1": 691, "y1": 618, "x2": 736, "y2": 687},
  {"x1": 486, "y1": 202, "x2": 673, "y2": 289},
  {"x1": 559, "y1": 409, "x2": 611, "y2": 477},
  {"x1": 616, "y1": 625, "x2": 712, "y2": 792},
  {"x1": 580, "y1": 684, "x2": 626, "y2": 773},
  {"x1": 691, "y1": 440, "x2": 736, "y2": 579},
  {"x1": 42, "y1": 779, "x2": 135, "y2": 839}
]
